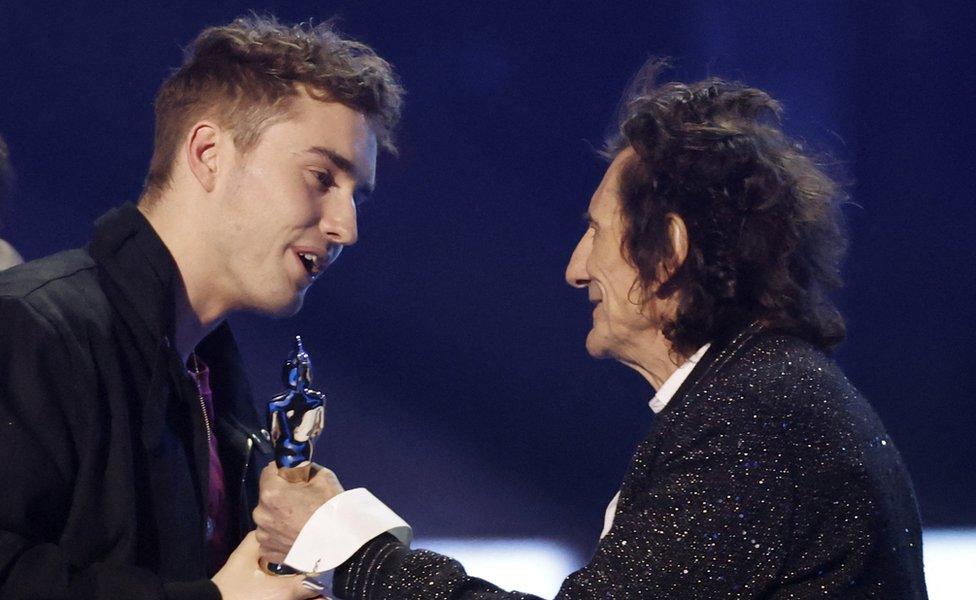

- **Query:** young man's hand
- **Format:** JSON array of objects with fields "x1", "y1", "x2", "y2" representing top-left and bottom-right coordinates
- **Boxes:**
[
  {"x1": 211, "y1": 532, "x2": 322, "y2": 600},
  {"x1": 252, "y1": 462, "x2": 345, "y2": 563}
]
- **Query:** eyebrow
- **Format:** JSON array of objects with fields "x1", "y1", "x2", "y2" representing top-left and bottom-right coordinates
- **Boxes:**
[{"x1": 307, "y1": 146, "x2": 374, "y2": 197}]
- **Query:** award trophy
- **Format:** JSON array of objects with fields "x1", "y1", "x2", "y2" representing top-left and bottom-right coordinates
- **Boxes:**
[{"x1": 261, "y1": 335, "x2": 326, "y2": 576}]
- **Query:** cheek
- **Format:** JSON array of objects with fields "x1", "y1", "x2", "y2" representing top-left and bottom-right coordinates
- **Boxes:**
[{"x1": 603, "y1": 281, "x2": 649, "y2": 330}]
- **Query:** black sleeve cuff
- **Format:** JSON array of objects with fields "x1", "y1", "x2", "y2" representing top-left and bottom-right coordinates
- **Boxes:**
[{"x1": 333, "y1": 533, "x2": 408, "y2": 600}]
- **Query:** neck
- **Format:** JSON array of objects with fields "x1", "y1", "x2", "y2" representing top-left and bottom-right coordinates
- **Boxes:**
[
  {"x1": 173, "y1": 287, "x2": 222, "y2": 364},
  {"x1": 138, "y1": 198, "x2": 226, "y2": 361},
  {"x1": 621, "y1": 349, "x2": 687, "y2": 391},
  {"x1": 616, "y1": 328, "x2": 688, "y2": 391}
]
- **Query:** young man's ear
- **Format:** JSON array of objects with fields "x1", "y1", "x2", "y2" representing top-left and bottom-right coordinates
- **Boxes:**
[{"x1": 185, "y1": 122, "x2": 221, "y2": 193}]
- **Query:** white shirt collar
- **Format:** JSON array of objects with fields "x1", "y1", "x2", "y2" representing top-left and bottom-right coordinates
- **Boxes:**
[{"x1": 648, "y1": 343, "x2": 710, "y2": 414}]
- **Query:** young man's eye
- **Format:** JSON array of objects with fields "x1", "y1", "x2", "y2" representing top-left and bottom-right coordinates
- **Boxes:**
[{"x1": 314, "y1": 170, "x2": 336, "y2": 190}]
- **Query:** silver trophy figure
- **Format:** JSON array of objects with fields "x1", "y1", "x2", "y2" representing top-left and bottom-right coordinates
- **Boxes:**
[
  {"x1": 262, "y1": 335, "x2": 326, "y2": 574},
  {"x1": 269, "y1": 335, "x2": 326, "y2": 482}
]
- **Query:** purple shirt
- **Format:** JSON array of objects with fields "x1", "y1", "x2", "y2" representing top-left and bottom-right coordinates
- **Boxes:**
[{"x1": 188, "y1": 356, "x2": 230, "y2": 575}]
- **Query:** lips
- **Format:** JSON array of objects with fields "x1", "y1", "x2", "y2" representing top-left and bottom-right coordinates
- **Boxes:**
[{"x1": 589, "y1": 295, "x2": 602, "y2": 318}]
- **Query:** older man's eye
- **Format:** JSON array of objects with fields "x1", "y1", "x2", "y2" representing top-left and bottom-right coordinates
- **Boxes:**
[{"x1": 314, "y1": 170, "x2": 337, "y2": 190}]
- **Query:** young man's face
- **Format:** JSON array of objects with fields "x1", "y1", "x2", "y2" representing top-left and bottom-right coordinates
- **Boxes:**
[{"x1": 210, "y1": 91, "x2": 377, "y2": 317}]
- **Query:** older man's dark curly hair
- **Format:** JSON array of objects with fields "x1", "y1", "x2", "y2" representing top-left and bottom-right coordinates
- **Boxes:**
[{"x1": 606, "y1": 60, "x2": 847, "y2": 356}]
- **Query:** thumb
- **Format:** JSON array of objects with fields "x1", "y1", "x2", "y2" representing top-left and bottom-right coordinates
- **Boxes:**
[
  {"x1": 229, "y1": 531, "x2": 260, "y2": 564},
  {"x1": 238, "y1": 531, "x2": 260, "y2": 552}
]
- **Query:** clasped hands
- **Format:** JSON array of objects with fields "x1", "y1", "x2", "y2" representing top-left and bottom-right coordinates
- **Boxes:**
[{"x1": 211, "y1": 462, "x2": 344, "y2": 600}]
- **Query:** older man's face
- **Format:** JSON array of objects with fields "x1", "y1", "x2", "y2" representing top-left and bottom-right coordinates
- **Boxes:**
[{"x1": 565, "y1": 149, "x2": 660, "y2": 362}]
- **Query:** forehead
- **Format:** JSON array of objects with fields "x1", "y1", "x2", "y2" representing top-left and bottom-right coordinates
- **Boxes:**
[
  {"x1": 589, "y1": 148, "x2": 636, "y2": 221},
  {"x1": 261, "y1": 93, "x2": 378, "y2": 182}
]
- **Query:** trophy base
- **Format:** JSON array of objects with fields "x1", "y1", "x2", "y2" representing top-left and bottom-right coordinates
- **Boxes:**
[
  {"x1": 260, "y1": 557, "x2": 325, "y2": 579},
  {"x1": 264, "y1": 560, "x2": 299, "y2": 575}
]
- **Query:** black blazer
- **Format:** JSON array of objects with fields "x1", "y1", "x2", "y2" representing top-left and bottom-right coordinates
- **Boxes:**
[
  {"x1": 334, "y1": 326, "x2": 928, "y2": 599},
  {"x1": 0, "y1": 205, "x2": 271, "y2": 600}
]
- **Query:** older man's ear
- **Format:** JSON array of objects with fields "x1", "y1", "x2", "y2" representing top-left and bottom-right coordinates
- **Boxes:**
[{"x1": 655, "y1": 212, "x2": 689, "y2": 286}]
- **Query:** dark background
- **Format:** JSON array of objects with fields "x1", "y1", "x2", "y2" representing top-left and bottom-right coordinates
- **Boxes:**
[{"x1": 1, "y1": 0, "x2": 973, "y2": 558}]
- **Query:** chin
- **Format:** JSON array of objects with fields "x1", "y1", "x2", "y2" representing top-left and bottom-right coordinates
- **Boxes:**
[
  {"x1": 584, "y1": 331, "x2": 613, "y2": 359},
  {"x1": 256, "y1": 291, "x2": 306, "y2": 318}
]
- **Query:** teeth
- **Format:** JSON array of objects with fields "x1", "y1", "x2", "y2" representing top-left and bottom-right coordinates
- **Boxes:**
[{"x1": 298, "y1": 252, "x2": 320, "y2": 275}]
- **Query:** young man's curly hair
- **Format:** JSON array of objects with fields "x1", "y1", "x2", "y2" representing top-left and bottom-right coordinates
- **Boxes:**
[
  {"x1": 606, "y1": 60, "x2": 847, "y2": 355},
  {"x1": 144, "y1": 15, "x2": 403, "y2": 200}
]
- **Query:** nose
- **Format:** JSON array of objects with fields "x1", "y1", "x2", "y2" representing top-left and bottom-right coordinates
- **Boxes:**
[
  {"x1": 320, "y1": 191, "x2": 359, "y2": 247},
  {"x1": 565, "y1": 230, "x2": 592, "y2": 288}
]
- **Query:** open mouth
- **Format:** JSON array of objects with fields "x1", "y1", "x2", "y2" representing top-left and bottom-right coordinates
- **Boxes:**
[{"x1": 297, "y1": 252, "x2": 323, "y2": 278}]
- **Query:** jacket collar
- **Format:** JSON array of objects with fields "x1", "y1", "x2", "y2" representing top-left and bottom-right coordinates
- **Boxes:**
[
  {"x1": 87, "y1": 203, "x2": 268, "y2": 445},
  {"x1": 659, "y1": 320, "x2": 767, "y2": 419},
  {"x1": 88, "y1": 202, "x2": 180, "y2": 348}
]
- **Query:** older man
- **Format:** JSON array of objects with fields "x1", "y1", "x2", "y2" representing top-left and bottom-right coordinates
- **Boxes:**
[
  {"x1": 0, "y1": 16, "x2": 401, "y2": 600},
  {"x1": 254, "y1": 62, "x2": 928, "y2": 598}
]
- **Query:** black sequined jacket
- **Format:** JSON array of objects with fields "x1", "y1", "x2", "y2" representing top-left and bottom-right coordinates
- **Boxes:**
[
  {"x1": 333, "y1": 326, "x2": 928, "y2": 599},
  {"x1": 0, "y1": 205, "x2": 272, "y2": 600}
]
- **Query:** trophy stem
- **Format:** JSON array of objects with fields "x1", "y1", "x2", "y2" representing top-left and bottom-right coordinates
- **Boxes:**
[{"x1": 278, "y1": 463, "x2": 312, "y2": 484}]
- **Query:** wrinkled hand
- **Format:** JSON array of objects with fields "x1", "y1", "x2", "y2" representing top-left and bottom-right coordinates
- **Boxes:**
[
  {"x1": 253, "y1": 461, "x2": 344, "y2": 563},
  {"x1": 211, "y1": 531, "x2": 321, "y2": 600}
]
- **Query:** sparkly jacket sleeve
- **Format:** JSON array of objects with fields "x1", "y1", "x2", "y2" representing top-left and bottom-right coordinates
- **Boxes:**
[
  {"x1": 333, "y1": 534, "x2": 545, "y2": 600},
  {"x1": 332, "y1": 414, "x2": 796, "y2": 600},
  {"x1": 332, "y1": 334, "x2": 926, "y2": 599}
]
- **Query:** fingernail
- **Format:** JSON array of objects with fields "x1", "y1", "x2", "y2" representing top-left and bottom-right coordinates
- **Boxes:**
[{"x1": 301, "y1": 580, "x2": 325, "y2": 592}]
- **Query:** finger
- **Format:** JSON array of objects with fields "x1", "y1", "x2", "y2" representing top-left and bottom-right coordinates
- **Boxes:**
[
  {"x1": 259, "y1": 548, "x2": 288, "y2": 563},
  {"x1": 253, "y1": 505, "x2": 270, "y2": 528},
  {"x1": 309, "y1": 467, "x2": 341, "y2": 491},
  {"x1": 254, "y1": 533, "x2": 290, "y2": 558},
  {"x1": 293, "y1": 577, "x2": 323, "y2": 599},
  {"x1": 260, "y1": 461, "x2": 279, "y2": 484},
  {"x1": 254, "y1": 527, "x2": 269, "y2": 545},
  {"x1": 259, "y1": 480, "x2": 283, "y2": 509}
]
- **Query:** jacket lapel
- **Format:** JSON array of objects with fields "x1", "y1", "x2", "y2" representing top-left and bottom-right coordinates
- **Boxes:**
[
  {"x1": 87, "y1": 204, "x2": 213, "y2": 574},
  {"x1": 618, "y1": 322, "x2": 767, "y2": 503}
]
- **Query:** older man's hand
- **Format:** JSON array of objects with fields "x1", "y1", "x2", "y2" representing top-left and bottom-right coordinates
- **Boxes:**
[{"x1": 252, "y1": 461, "x2": 344, "y2": 563}]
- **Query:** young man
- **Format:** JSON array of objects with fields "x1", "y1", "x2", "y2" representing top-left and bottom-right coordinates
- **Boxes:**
[
  {"x1": 0, "y1": 16, "x2": 402, "y2": 600},
  {"x1": 253, "y1": 63, "x2": 928, "y2": 598}
]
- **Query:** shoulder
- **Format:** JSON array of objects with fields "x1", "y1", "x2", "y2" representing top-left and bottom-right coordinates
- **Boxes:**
[
  {"x1": 665, "y1": 331, "x2": 885, "y2": 467},
  {"x1": 688, "y1": 332, "x2": 897, "y2": 477},
  {"x1": 0, "y1": 248, "x2": 96, "y2": 300},
  {"x1": 0, "y1": 249, "x2": 111, "y2": 352},
  {"x1": 708, "y1": 332, "x2": 859, "y2": 417}
]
